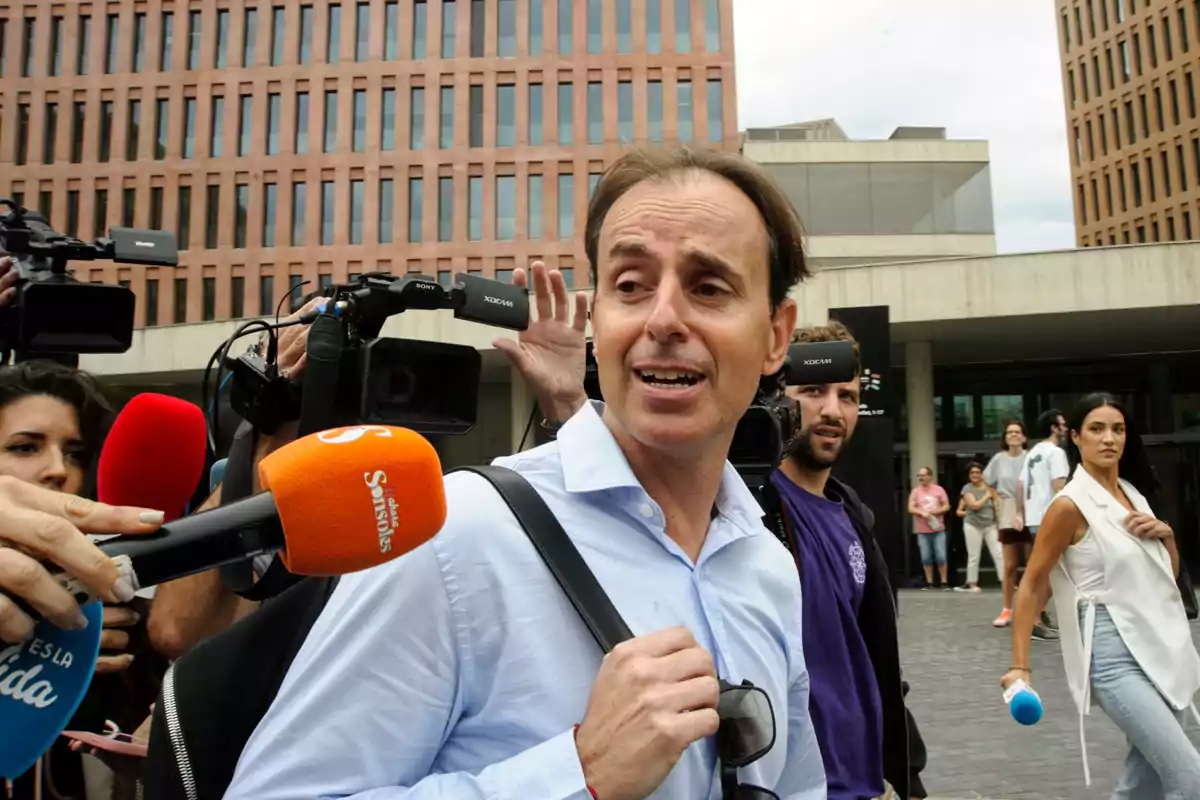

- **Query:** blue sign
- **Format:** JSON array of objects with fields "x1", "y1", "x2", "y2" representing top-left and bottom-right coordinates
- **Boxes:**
[{"x1": 0, "y1": 602, "x2": 103, "y2": 780}]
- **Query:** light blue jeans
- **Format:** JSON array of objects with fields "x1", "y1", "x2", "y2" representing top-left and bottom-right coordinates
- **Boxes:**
[
  {"x1": 916, "y1": 531, "x2": 946, "y2": 565},
  {"x1": 1087, "y1": 604, "x2": 1200, "y2": 799}
]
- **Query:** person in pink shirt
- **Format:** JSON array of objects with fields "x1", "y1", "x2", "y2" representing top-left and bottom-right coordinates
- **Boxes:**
[{"x1": 908, "y1": 467, "x2": 951, "y2": 589}]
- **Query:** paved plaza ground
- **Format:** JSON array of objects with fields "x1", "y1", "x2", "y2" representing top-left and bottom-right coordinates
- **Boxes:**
[{"x1": 898, "y1": 589, "x2": 1200, "y2": 800}]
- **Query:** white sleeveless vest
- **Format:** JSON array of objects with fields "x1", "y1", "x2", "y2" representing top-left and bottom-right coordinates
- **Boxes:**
[{"x1": 1049, "y1": 465, "x2": 1200, "y2": 785}]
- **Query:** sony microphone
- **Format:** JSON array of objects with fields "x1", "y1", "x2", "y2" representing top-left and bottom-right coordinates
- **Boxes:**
[{"x1": 96, "y1": 424, "x2": 447, "y2": 593}]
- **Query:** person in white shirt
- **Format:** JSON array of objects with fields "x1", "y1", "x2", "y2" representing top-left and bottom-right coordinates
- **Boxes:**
[
  {"x1": 1016, "y1": 409, "x2": 1069, "y2": 640},
  {"x1": 1003, "y1": 393, "x2": 1200, "y2": 796}
]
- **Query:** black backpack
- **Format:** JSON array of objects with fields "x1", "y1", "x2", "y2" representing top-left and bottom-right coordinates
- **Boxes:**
[{"x1": 143, "y1": 464, "x2": 633, "y2": 800}]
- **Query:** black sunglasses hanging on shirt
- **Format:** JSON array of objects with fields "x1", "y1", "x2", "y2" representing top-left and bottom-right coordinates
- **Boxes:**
[{"x1": 465, "y1": 465, "x2": 779, "y2": 800}]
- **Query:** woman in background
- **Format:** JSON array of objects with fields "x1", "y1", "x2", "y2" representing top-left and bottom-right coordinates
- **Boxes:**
[
  {"x1": 955, "y1": 462, "x2": 1003, "y2": 595},
  {"x1": 1003, "y1": 393, "x2": 1200, "y2": 797},
  {"x1": 0, "y1": 357, "x2": 158, "y2": 800},
  {"x1": 985, "y1": 421, "x2": 1028, "y2": 628}
]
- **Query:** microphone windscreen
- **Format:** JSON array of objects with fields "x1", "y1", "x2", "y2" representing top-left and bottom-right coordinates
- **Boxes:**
[
  {"x1": 97, "y1": 393, "x2": 209, "y2": 523},
  {"x1": 258, "y1": 425, "x2": 446, "y2": 575}
]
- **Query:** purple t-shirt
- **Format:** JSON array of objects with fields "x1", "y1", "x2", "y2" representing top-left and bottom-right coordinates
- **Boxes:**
[{"x1": 772, "y1": 472, "x2": 885, "y2": 800}]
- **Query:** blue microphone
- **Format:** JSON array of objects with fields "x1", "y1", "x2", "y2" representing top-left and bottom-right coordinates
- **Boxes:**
[{"x1": 1004, "y1": 678, "x2": 1043, "y2": 725}]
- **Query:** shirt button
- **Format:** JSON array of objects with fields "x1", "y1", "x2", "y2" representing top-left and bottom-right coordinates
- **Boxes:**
[{"x1": 639, "y1": 503, "x2": 655, "y2": 518}]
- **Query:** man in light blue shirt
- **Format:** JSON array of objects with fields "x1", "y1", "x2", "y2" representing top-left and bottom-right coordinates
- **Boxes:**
[{"x1": 225, "y1": 147, "x2": 825, "y2": 800}]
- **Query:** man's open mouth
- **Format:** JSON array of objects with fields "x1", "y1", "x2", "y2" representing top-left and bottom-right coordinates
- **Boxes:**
[{"x1": 636, "y1": 370, "x2": 704, "y2": 389}]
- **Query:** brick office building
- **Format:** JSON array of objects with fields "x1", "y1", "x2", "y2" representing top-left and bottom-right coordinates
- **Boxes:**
[
  {"x1": 0, "y1": 0, "x2": 737, "y2": 327},
  {"x1": 1057, "y1": 0, "x2": 1200, "y2": 245}
]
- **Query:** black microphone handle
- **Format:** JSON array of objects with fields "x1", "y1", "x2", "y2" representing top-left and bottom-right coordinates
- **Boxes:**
[{"x1": 98, "y1": 491, "x2": 286, "y2": 590}]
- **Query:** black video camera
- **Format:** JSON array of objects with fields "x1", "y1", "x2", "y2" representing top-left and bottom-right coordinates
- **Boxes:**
[
  {"x1": 0, "y1": 199, "x2": 178, "y2": 365},
  {"x1": 227, "y1": 271, "x2": 529, "y2": 437}
]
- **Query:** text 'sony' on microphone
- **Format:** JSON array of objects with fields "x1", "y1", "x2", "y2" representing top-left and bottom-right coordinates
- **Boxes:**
[
  {"x1": 97, "y1": 424, "x2": 447, "y2": 590},
  {"x1": 97, "y1": 392, "x2": 209, "y2": 523}
]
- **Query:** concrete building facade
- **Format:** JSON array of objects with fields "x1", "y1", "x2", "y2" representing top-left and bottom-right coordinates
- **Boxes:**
[
  {"x1": 0, "y1": 0, "x2": 738, "y2": 323},
  {"x1": 1057, "y1": 0, "x2": 1200, "y2": 245},
  {"x1": 741, "y1": 119, "x2": 997, "y2": 269}
]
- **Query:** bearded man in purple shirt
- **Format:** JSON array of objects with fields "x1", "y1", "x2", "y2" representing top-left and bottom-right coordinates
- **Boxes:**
[{"x1": 760, "y1": 322, "x2": 928, "y2": 800}]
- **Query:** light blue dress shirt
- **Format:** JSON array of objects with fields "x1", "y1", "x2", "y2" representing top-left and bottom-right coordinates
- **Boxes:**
[{"x1": 225, "y1": 401, "x2": 826, "y2": 800}]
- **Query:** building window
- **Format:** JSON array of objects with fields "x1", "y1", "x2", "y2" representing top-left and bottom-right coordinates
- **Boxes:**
[
  {"x1": 71, "y1": 102, "x2": 86, "y2": 164},
  {"x1": 324, "y1": 90, "x2": 338, "y2": 152},
  {"x1": 442, "y1": 0, "x2": 457, "y2": 57},
  {"x1": 353, "y1": 89, "x2": 367, "y2": 152},
  {"x1": 438, "y1": 177, "x2": 454, "y2": 241},
  {"x1": 385, "y1": 2, "x2": 399, "y2": 59},
  {"x1": 1104, "y1": 173, "x2": 1113, "y2": 216},
  {"x1": 558, "y1": 82, "x2": 574, "y2": 144},
  {"x1": 648, "y1": 80, "x2": 663, "y2": 142},
  {"x1": 93, "y1": 189, "x2": 109, "y2": 239},
  {"x1": 65, "y1": 191, "x2": 80, "y2": 237},
  {"x1": 263, "y1": 183, "x2": 278, "y2": 247},
  {"x1": 321, "y1": 180, "x2": 335, "y2": 244},
  {"x1": 327, "y1": 4, "x2": 342, "y2": 62},
  {"x1": 707, "y1": 80, "x2": 723, "y2": 142},
  {"x1": 14, "y1": 104, "x2": 29, "y2": 166},
  {"x1": 379, "y1": 178, "x2": 395, "y2": 243},
  {"x1": 587, "y1": 82, "x2": 603, "y2": 144},
  {"x1": 588, "y1": 172, "x2": 601, "y2": 198},
  {"x1": 469, "y1": 85, "x2": 484, "y2": 147},
  {"x1": 678, "y1": 80, "x2": 693, "y2": 142},
  {"x1": 528, "y1": 174, "x2": 543, "y2": 239},
  {"x1": 269, "y1": 6, "x2": 284, "y2": 66},
  {"x1": 300, "y1": 5, "x2": 314, "y2": 64},
  {"x1": 529, "y1": 0, "x2": 543, "y2": 55},
  {"x1": 239, "y1": 94, "x2": 252, "y2": 156},
  {"x1": 105, "y1": 14, "x2": 118, "y2": 74},
  {"x1": 243, "y1": 8, "x2": 258, "y2": 66},
  {"x1": 201, "y1": 277, "x2": 215, "y2": 321},
  {"x1": 125, "y1": 100, "x2": 141, "y2": 161},
  {"x1": 231, "y1": 277, "x2": 245, "y2": 318},
  {"x1": 39, "y1": 191, "x2": 53, "y2": 223},
  {"x1": 1141, "y1": 92, "x2": 1151, "y2": 137},
  {"x1": 152, "y1": 99, "x2": 167, "y2": 160},
  {"x1": 381, "y1": 88, "x2": 397, "y2": 151},
  {"x1": 133, "y1": 13, "x2": 148, "y2": 73},
  {"x1": 468, "y1": 176, "x2": 483, "y2": 241},
  {"x1": 266, "y1": 93, "x2": 281, "y2": 155},
  {"x1": 1118, "y1": 166, "x2": 1127, "y2": 211},
  {"x1": 350, "y1": 179, "x2": 365, "y2": 244},
  {"x1": 160, "y1": 10, "x2": 175, "y2": 70},
  {"x1": 618, "y1": 81, "x2": 633, "y2": 142},
  {"x1": 205, "y1": 185, "x2": 220, "y2": 248},
  {"x1": 1186, "y1": 211, "x2": 1193, "y2": 240},
  {"x1": 529, "y1": 83, "x2": 544, "y2": 145},
  {"x1": 705, "y1": 0, "x2": 720, "y2": 51},
  {"x1": 43, "y1": 103, "x2": 59, "y2": 165},
  {"x1": 176, "y1": 186, "x2": 191, "y2": 249},
  {"x1": 259, "y1": 276, "x2": 274, "y2": 316},
  {"x1": 675, "y1": 0, "x2": 691, "y2": 53},
  {"x1": 411, "y1": 87, "x2": 426, "y2": 149},
  {"x1": 356, "y1": 2, "x2": 370, "y2": 61},
  {"x1": 1171, "y1": 80, "x2": 1181, "y2": 125},
  {"x1": 76, "y1": 16, "x2": 90, "y2": 76},
  {"x1": 211, "y1": 96, "x2": 225, "y2": 156},
  {"x1": 471, "y1": 0, "x2": 485, "y2": 57},
  {"x1": 234, "y1": 183, "x2": 249, "y2": 248},
  {"x1": 587, "y1": 0, "x2": 602, "y2": 53},
  {"x1": 1188, "y1": 73, "x2": 1197, "y2": 118},
  {"x1": 187, "y1": 10, "x2": 201, "y2": 70},
  {"x1": 295, "y1": 92, "x2": 309, "y2": 153},
  {"x1": 1146, "y1": 156, "x2": 1156, "y2": 201},
  {"x1": 408, "y1": 177, "x2": 424, "y2": 242},
  {"x1": 413, "y1": 0, "x2": 427, "y2": 59},
  {"x1": 617, "y1": 0, "x2": 632, "y2": 53},
  {"x1": 440, "y1": 86, "x2": 454, "y2": 148},
  {"x1": 558, "y1": 173, "x2": 574, "y2": 239},
  {"x1": 496, "y1": 176, "x2": 516, "y2": 241},
  {"x1": 1165, "y1": 13, "x2": 1175, "y2": 61},
  {"x1": 216, "y1": 9, "x2": 230, "y2": 68},
  {"x1": 558, "y1": 0, "x2": 573, "y2": 53},
  {"x1": 498, "y1": 0, "x2": 516, "y2": 56},
  {"x1": 1162, "y1": 151, "x2": 1172, "y2": 197},
  {"x1": 97, "y1": 101, "x2": 113, "y2": 163},
  {"x1": 183, "y1": 98, "x2": 197, "y2": 158},
  {"x1": 497, "y1": 85, "x2": 516, "y2": 147},
  {"x1": 174, "y1": 278, "x2": 188, "y2": 323},
  {"x1": 145, "y1": 279, "x2": 159, "y2": 326},
  {"x1": 288, "y1": 275, "x2": 304, "y2": 311},
  {"x1": 291, "y1": 182, "x2": 307, "y2": 245},
  {"x1": 1132, "y1": 160, "x2": 1143, "y2": 207},
  {"x1": 1179, "y1": 144, "x2": 1189, "y2": 192}
]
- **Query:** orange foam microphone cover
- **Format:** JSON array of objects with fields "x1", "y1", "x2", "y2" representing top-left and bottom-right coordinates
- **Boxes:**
[{"x1": 257, "y1": 425, "x2": 447, "y2": 575}]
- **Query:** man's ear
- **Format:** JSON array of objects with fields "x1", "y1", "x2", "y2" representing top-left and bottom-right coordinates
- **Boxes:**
[{"x1": 764, "y1": 298, "x2": 798, "y2": 376}]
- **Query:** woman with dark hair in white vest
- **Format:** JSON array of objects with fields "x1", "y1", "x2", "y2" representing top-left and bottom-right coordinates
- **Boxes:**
[{"x1": 1002, "y1": 392, "x2": 1200, "y2": 798}]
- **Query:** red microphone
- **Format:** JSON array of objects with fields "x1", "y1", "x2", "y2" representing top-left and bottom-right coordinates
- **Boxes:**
[{"x1": 96, "y1": 393, "x2": 209, "y2": 522}]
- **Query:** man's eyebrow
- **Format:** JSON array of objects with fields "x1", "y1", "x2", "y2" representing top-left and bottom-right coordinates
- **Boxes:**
[
  {"x1": 607, "y1": 241, "x2": 656, "y2": 261},
  {"x1": 686, "y1": 249, "x2": 744, "y2": 291}
]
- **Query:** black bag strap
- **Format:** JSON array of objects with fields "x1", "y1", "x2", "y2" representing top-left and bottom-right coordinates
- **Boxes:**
[{"x1": 453, "y1": 465, "x2": 633, "y2": 654}]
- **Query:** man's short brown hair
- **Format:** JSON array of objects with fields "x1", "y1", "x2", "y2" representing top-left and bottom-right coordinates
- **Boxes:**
[
  {"x1": 585, "y1": 147, "x2": 809, "y2": 310},
  {"x1": 791, "y1": 320, "x2": 861, "y2": 365}
]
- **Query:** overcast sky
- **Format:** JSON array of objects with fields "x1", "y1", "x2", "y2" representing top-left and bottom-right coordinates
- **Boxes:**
[{"x1": 733, "y1": 0, "x2": 1076, "y2": 254}]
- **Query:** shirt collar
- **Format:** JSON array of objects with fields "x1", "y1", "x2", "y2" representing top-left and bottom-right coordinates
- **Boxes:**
[{"x1": 557, "y1": 401, "x2": 766, "y2": 533}]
